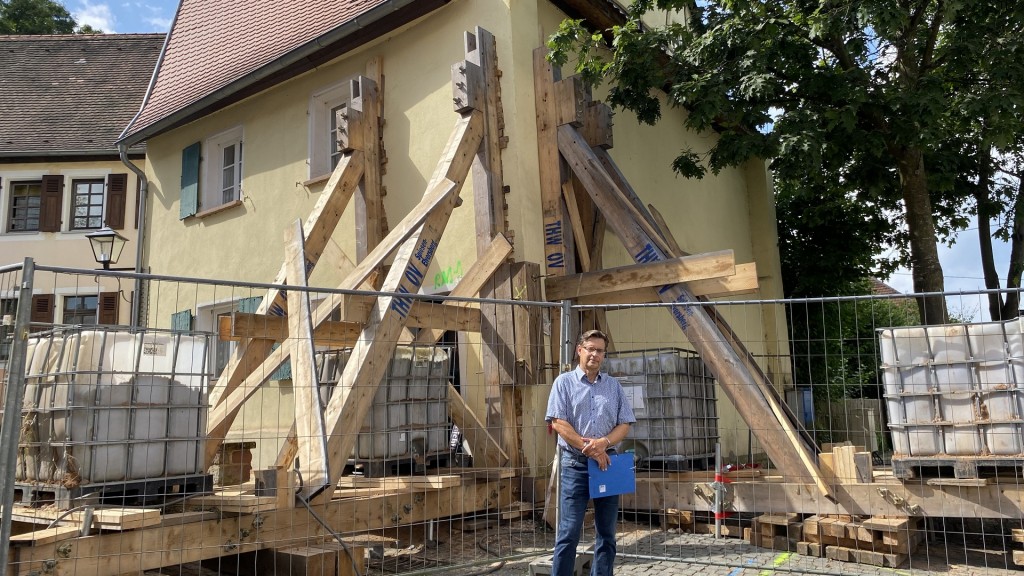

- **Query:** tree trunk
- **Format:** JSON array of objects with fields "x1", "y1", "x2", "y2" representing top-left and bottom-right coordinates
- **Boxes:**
[
  {"x1": 1001, "y1": 175, "x2": 1024, "y2": 320},
  {"x1": 974, "y1": 160, "x2": 1004, "y2": 319},
  {"x1": 894, "y1": 146, "x2": 947, "y2": 324}
]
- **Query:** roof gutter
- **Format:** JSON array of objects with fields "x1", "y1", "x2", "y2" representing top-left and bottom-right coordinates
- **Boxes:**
[{"x1": 118, "y1": 0, "x2": 438, "y2": 147}]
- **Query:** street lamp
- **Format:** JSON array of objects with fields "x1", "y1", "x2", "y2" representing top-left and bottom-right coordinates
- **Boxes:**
[{"x1": 85, "y1": 226, "x2": 129, "y2": 270}]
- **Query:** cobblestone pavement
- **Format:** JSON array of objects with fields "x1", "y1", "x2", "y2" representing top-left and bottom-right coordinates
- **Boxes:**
[{"x1": 399, "y1": 519, "x2": 1023, "y2": 576}]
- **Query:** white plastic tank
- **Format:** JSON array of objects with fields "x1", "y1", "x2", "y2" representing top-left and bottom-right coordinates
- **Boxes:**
[{"x1": 16, "y1": 328, "x2": 209, "y2": 485}]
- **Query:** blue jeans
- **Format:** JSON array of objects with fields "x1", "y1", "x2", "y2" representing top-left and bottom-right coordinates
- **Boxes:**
[{"x1": 552, "y1": 451, "x2": 619, "y2": 576}]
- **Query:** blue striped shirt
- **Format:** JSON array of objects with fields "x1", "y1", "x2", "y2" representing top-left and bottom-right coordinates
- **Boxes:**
[{"x1": 545, "y1": 366, "x2": 636, "y2": 456}]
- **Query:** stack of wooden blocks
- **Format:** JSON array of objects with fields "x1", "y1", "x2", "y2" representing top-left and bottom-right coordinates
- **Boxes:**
[
  {"x1": 745, "y1": 513, "x2": 803, "y2": 551},
  {"x1": 1012, "y1": 528, "x2": 1024, "y2": 567},
  {"x1": 819, "y1": 443, "x2": 873, "y2": 484},
  {"x1": 797, "y1": 515, "x2": 924, "y2": 567}
]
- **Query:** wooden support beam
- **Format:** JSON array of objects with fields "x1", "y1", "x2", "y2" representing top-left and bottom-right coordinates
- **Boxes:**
[
  {"x1": 583, "y1": 102, "x2": 613, "y2": 150},
  {"x1": 448, "y1": 381, "x2": 507, "y2": 468},
  {"x1": 353, "y1": 76, "x2": 385, "y2": 263},
  {"x1": 511, "y1": 262, "x2": 543, "y2": 387},
  {"x1": 13, "y1": 480, "x2": 513, "y2": 576},
  {"x1": 557, "y1": 122, "x2": 830, "y2": 499},
  {"x1": 543, "y1": 250, "x2": 736, "y2": 301},
  {"x1": 282, "y1": 221, "x2": 329, "y2": 486},
  {"x1": 413, "y1": 232, "x2": 513, "y2": 345},
  {"x1": 534, "y1": 46, "x2": 575, "y2": 384},
  {"x1": 555, "y1": 76, "x2": 590, "y2": 127},
  {"x1": 572, "y1": 262, "x2": 760, "y2": 304},
  {"x1": 623, "y1": 479, "x2": 1024, "y2": 519},
  {"x1": 561, "y1": 180, "x2": 591, "y2": 272},
  {"x1": 310, "y1": 110, "x2": 484, "y2": 503},
  {"x1": 467, "y1": 27, "x2": 509, "y2": 254},
  {"x1": 205, "y1": 118, "x2": 472, "y2": 469},
  {"x1": 205, "y1": 150, "x2": 364, "y2": 467}
]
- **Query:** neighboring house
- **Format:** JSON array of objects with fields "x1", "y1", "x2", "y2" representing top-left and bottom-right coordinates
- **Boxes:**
[
  {"x1": 117, "y1": 0, "x2": 791, "y2": 468},
  {"x1": 0, "y1": 33, "x2": 165, "y2": 376}
]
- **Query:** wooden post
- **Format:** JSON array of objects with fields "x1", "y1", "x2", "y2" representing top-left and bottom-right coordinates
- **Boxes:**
[
  {"x1": 556, "y1": 123, "x2": 830, "y2": 498},
  {"x1": 353, "y1": 76, "x2": 385, "y2": 263},
  {"x1": 281, "y1": 221, "x2": 328, "y2": 487},
  {"x1": 467, "y1": 27, "x2": 508, "y2": 254}
]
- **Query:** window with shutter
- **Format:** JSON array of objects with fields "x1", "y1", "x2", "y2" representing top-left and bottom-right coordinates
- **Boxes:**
[
  {"x1": 39, "y1": 175, "x2": 63, "y2": 232},
  {"x1": 171, "y1": 309, "x2": 193, "y2": 331},
  {"x1": 70, "y1": 178, "x2": 105, "y2": 230},
  {"x1": 62, "y1": 295, "x2": 98, "y2": 325},
  {"x1": 98, "y1": 292, "x2": 119, "y2": 324},
  {"x1": 180, "y1": 142, "x2": 201, "y2": 219},
  {"x1": 8, "y1": 180, "x2": 42, "y2": 232},
  {"x1": 105, "y1": 173, "x2": 128, "y2": 230},
  {"x1": 310, "y1": 82, "x2": 351, "y2": 179},
  {"x1": 203, "y1": 127, "x2": 244, "y2": 211},
  {"x1": 30, "y1": 294, "x2": 54, "y2": 325}
]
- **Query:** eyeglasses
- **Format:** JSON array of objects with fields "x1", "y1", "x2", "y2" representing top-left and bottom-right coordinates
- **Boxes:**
[{"x1": 580, "y1": 347, "x2": 606, "y2": 355}]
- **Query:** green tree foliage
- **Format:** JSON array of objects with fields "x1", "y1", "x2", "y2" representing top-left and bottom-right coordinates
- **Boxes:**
[
  {"x1": 0, "y1": 0, "x2": 76, "y2": 34},
  {"x1": 550, "y1": 0, "x2": 1024, "y2": 324}
]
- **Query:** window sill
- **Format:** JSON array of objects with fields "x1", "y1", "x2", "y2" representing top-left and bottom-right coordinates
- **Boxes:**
[
  {"x1": 194, "y1": 200, "x2": 244, "y2": 219},
  {"x1": 302, "y1": 173, "x2": 331, "y2": 188}
]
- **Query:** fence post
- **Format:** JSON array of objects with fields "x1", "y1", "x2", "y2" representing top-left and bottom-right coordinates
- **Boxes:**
[
  {"x1": 560, "y1": 299, "x2": 572, "y2": 373},
  {"x1": 0, "y1": 258, "x2": 34, "y2": 575}
]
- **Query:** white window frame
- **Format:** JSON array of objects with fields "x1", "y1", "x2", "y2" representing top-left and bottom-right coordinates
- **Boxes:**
[
  {"x1": 202, "y1": 126, "x2": 244, "y2": 211},
  {"x1": 309, "y1": 81, "x2": 351, "y2": 180}
]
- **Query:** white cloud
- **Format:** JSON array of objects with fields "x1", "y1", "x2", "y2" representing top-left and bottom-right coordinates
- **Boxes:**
[
  {"x1": 144, "y1": 16, "x2": 173, "y2": 31},
  {"x1": 72, "y1": 1, "x2": 117, "y2": 33}
]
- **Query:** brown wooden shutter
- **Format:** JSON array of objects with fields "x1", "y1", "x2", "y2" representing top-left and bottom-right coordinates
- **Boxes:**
[
  {"x1": 30, "y1": 294, "x2": 54, "y2": 325},
  {"x1": 98, "y1": 292, "x2": 119, "y2": 324},
  {"x1": 39, "y1": 175, "x2": 63, "y2": 232},
  {"x1": 106, "y1": 173, "x2": 128, "y2": 229}
]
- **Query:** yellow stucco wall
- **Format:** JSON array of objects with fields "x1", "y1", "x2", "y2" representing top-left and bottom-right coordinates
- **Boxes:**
[
  {"x1": 140, "y1": 0, "x2": 790, "y2": 472},
  {"x1": 0, "y1": 159, "x2": 143, "y2": 327}
]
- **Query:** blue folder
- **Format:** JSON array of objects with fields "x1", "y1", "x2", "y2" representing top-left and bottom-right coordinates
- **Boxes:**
[{"x1": 588, "y1": 453, "x2": 636, "y2": 498}]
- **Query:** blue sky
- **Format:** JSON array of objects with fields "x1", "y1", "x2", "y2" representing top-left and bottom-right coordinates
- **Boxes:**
[{"x1": 68, "y1": 0, "x2": 176, "y2": 33}]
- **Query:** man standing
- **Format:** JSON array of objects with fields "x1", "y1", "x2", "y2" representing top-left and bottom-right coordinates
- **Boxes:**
[{"x1": 546, "y1": 330, "x2": 636, "y2": 576}]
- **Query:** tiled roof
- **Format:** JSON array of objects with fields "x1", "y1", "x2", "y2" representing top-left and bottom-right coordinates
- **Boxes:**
[
  {"x1": 870, "y1": 278, "x2": 904, "y2": 296},
  {"x1": 0, "y1": 34, "x2": 164, "y2": 156},
  {"x1": 120, "y1": 0, "x2": 415, "y2": 143}
]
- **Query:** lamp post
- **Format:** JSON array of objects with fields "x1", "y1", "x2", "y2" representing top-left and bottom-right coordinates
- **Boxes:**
[
  {"x1": 85, "y1": 226, "x2": 129, "y2": 270},
  {"x1": 85, "y1": 226, "x2": 129, "y2": 325}
]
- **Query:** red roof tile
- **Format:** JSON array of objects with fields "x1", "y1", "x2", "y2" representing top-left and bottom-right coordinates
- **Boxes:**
[{"x1": 120, "y1": 0, "x2": 401, "y2": 143}]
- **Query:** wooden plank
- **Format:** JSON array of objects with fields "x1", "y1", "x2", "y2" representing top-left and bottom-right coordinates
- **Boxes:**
[
  {"x1": 1013, "y1": 549, "x2": 1024, "y2": 567},
  {"x1": 561, "y1": 180, "x2": 591, "y2": 272},
  {"x1": 413, "y1": 232, "x2": 513, "y2": 345},
  {"x1": 467, "y1": 27, "x2": 508, "y2": 255},
  {"x1": 481, "y1": 262, "x2": 519, "y2": 466},
  {"x1": 512, "y1": 262, "x2": 543, "y2": 387},
  {"x1": 554, "y1": 76, "x2": 589, "y2": 127},
  {"x1": 279, "y1": 221, "x2": 328, "y2": 485},
  {"x1": 311, "y1": 110, "x2": 485, "y2": 503},
  {"x1": 335, "y1": 475, "x2": 462, "y2": 490},
  {"x1": 448, "y1": 381, "x2": 507, "y2": 468},
  {"x1": 9, "y1": 525, "x2": 82, "y2": 546},
  {"x1": 258, "y1": 545, "x2": 338, "y2": 576},
  {"x1": 9, "y1": 506, "x2": 162, "y2": 532},
  {"x1": 573, "y1": 262, "x2": 759, "y2": 304},
  {"x1": 353, "y1": 76, "x2": 385, "y2": 263},
  {"x1": 544, "y1": 250, "x2": 736, "y2": 301},
  {"x1": 558, "y1": 122, "x2": 827, "y2": 495},
  {"x1": 1011, "y1": 527, "x2": 1024, "y2": 543}
]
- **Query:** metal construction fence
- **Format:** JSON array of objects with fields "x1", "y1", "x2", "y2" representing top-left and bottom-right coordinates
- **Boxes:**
[{"x1": 1, "y1": 260, "x2": 1023, "y2": 576}]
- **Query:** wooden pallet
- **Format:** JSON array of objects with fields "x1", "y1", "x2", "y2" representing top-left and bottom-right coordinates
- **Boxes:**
[
  {"x1": 13, "y1": 474, "x2": 212, "y2": 509},
  {"x1": 891, "y1": 456, "x2": 1024, "y2": 480}
]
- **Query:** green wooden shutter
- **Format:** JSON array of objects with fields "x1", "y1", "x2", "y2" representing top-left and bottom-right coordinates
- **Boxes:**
[
  {"x1": 180, "y1": 142, "x2": 201, "y2": 219},
  {"x1": 237, "y1": 296, "x2": 262, "y2": 313},
  {"x1": 171, "y1": 309, "x2": 193, "y2": 331},
  {"x1": 270, "y1": 342, "x2": 292, "y2": 381},
  {"x1": 105, "y1": 173, "x2": 128, "y2": 229},
  {"x1": 39, "y1": 175, "x2": 63, "y2": 232}
]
